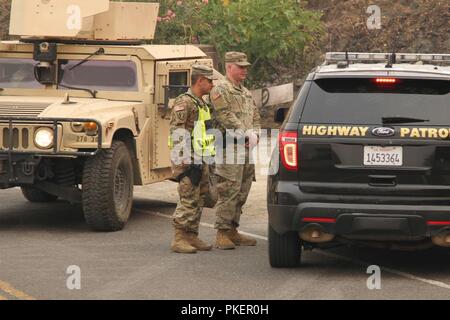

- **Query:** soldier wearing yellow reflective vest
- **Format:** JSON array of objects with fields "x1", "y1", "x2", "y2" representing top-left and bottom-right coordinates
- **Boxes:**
[{"x1": 168, "y1": 64, "x2": 217, "y2": 254}]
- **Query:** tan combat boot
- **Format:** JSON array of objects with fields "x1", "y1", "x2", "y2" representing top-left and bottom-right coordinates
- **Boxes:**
[
  {"x1": 228, "y1": 227, "x2": 257, "y2": 246},
  {"x1": 215, "y1": 230, "x2": 236, "y2": 250},
  {"x1": 187, "y1": 232, "x2": 213, "y2": 251},
  {"x1": 171, "y1": 229, "x2": 197, "y2": 254}
]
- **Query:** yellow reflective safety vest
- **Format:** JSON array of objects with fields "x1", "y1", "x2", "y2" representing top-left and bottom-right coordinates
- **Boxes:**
[{"x1": 168, "y1": 93, "x2": 216, "y2": 157}]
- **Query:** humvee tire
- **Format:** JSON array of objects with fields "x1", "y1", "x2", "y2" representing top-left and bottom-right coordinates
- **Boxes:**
[
  {"x1": 21, "y1": 186, "x2": 58, "y2": 203},
  {"x1": 82, "y1": 140, "x2": 134, "y2": 232},
  {"x1": 269, "y1": 225, "x2": 302, "y2": 268}
]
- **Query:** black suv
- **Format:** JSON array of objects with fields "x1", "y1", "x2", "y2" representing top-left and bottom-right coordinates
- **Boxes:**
[{"x1": 267, "y1": 52, "x2": 450, "y2": 267}]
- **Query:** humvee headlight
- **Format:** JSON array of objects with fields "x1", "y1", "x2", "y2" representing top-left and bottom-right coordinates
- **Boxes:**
[
  {"x1": 84, "y1": 122, "x2": 98, "y2": 132},
  {"x1": 34, "y1": 128, "x2": 54, "y2": 149},
  {"x1": 84, "y1": 122, "x2": 98, "y2": 136},
  {"x1": 70, "y1": 122, "x2": 98, "y2": 136},
  {"x1": 71, "y1": 122, "x2": 84, "y2": 133}
]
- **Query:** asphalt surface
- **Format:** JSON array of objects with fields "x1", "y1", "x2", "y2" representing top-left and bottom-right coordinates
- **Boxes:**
[
  {"x1": 0, "y1": 140, "x2": 449, "y2": 300},
  {"x1": 0, "y1": 172, "x2": 450, "y2": 300}
]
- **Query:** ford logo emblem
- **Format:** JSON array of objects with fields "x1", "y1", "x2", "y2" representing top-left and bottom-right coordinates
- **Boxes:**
[{"x1": 372, "y1": 127, "x2": 395, "y2": 137}]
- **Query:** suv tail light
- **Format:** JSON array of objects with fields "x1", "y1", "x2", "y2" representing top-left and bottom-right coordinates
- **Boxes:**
[{"x1": 279, "y1": 131, "x2": 298, "y2": 171}]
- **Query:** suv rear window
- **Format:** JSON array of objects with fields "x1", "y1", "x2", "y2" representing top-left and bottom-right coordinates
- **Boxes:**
[{"x1": 301, "y1": 78, "x2": 450, "y2": 125}]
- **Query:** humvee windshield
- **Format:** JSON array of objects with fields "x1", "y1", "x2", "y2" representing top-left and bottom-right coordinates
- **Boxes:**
[
  {"x1": 0, "y1": 58, "x2": 42, "y2": 88},
  {"x1": 0, "y1": 58, "x2": 138, "y2": 92}
]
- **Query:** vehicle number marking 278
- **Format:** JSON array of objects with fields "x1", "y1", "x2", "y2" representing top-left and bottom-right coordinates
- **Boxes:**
[{"x1": 77, "y1": 136, "x2": 98, "y2": 143}]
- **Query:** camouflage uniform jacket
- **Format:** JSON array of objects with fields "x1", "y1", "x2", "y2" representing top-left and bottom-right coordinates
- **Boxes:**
[
  {"x1": 210, "y1": 77, "x2": 261, "y2": 139},
  {"x1": 169, "y1": 89, "x2": 207, "y2": 177}
]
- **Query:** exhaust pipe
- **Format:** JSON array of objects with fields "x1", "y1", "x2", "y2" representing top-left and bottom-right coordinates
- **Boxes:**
[
  {"x1": 299, "y1": 225, "x2": 335, "y2": 243},
  {"x1": 432, "y1": 231, "x2": 450, "y2": 247}
]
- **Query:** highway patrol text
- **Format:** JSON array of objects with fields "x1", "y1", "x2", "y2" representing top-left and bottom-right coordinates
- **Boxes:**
[{"x1": 302, "y1": 125, "x2": 450, "y2": 139}]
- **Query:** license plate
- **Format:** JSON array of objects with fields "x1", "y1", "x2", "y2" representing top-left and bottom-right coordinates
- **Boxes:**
[{"x1": 364, "y1": 146, "x2": 403, "y2": 166}]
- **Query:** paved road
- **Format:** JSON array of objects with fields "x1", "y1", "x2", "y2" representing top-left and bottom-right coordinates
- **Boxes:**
[
  {"x1": 0, "y1": 173, "x2": 450, "y2": 300},
  {"x1": 0, "y1": 139, "x2": 449, "y2": 300}
]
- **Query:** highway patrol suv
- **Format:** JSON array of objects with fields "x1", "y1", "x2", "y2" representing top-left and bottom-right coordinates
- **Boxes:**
[{"x1": 268, "y1": 52, "x2": 450, "y2": 267}]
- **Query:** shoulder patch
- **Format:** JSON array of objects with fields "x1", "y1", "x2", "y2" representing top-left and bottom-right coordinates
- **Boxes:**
[
  {"x1": 173, "y1": 98, "x2": 189, "y2": 110},
  {"x1": 215, "y1": 81, "x2": 229, "y2": 91},
  {"x1": 174, "y1": 103, "x2": 187, "y2": 112},
  {"x1": 211, "y1": 93, "x2": 222, "y2": 101},
  {"x1": 174, "y1": 109, "x2": 187, "y2": 122}
]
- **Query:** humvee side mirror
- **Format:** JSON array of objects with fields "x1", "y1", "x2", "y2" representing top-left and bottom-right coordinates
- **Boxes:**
[{"x1": 274, "y1": 107, "x2": 289, "y2": 123}]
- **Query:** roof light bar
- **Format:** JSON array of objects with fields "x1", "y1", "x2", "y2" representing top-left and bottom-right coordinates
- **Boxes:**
[{"x1": 325, "y1": 52, "x2": 450, "y2": 65}]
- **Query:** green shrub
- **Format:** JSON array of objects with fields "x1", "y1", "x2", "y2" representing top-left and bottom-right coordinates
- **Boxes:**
[
  {"x1": 198, "y1": 0, "x2": 324, "y2": 86},
  {"x1": 120, "y1": 0, "x2": 324, "y2": 87}
]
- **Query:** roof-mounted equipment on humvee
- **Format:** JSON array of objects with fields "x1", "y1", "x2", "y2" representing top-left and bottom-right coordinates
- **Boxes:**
[{"x1": 10, "y1": 0, "x2": 159, "y2": 41}]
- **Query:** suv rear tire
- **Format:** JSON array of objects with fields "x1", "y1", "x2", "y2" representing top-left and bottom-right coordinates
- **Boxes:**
[
  {"x1": 269, "y1": 225, "x2": 302, "y2": 268},
  {"x1": 82, "y1": 140, "x2": 134, "y2": 232},
  {"x1": 21, "y1": 186, "x2": 58, "y2": 203}
]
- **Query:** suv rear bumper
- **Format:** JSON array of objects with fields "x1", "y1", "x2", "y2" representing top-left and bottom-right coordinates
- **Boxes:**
[
  {"x1": 269, "y1": 202, "x2": 450, "y2": 240},
  {"x1": 268, "y1": 184, "x2": 450, "y2": 241}
]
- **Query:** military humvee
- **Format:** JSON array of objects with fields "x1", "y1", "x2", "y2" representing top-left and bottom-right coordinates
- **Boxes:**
[{"x1": 0, "y1": 0, "x2": 215, "y2": 231}]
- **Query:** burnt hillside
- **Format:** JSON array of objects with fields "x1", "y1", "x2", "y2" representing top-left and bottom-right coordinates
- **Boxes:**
[{"x1": 308, "y1": 0, "x2": 449, "y2": 53}]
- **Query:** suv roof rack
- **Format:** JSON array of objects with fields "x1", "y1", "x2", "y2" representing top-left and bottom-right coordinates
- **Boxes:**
[{"x1": 325, "y1": 52, "x2": 450, "y2": 65}]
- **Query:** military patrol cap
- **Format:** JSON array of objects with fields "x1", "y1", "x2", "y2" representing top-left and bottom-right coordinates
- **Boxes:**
[
  {"x1": 225, "y1": 52, "x2": 251, "y2": 67},
  {"x1": 192, "y1": 64, "x2": 216, "y2": 80}
]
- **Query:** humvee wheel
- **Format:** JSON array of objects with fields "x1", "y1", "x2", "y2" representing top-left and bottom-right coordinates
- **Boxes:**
[
  {"x1": 269, "y1": 225, "x2": 302, "y2": 268},
  {"x1": 21, "y1": 186, "x2": 58, "y2": 203},
  {"x1": 82, "y1": 140, "x2": 134, "y2": 232}
]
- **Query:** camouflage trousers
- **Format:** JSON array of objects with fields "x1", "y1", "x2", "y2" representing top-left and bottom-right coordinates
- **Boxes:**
[
  {"x1": 213, "y1": 163, "x2": 255, "y2": 230},
  {"x1": 173, "y1": 165, "x2": 217, "y2": 233}
]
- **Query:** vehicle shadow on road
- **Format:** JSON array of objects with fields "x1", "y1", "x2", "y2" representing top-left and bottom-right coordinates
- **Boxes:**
[
  {"x1": 0, "y1": 200, "x2": 87, "y2": 232},
  {"x1": 133, "y1": 198, "x2": 176, "y2": 213},
  {"x1": 300, "y1": 246, "x2": 450, "y2": 277},
  {"x1": 0, "y1": 197, "x2": 176, "y2": 232}
]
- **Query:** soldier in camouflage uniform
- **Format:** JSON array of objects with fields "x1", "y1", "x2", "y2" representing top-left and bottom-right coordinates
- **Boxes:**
[
  {"x1": 210, "y1": 52, "x2": 261, "y2": 250},
  {"x1": 169, "y1": 65, "x2": 217, "y2": 254}
]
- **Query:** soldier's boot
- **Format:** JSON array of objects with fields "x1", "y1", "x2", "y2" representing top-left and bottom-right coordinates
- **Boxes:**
[
  {"x1": 228, "y1": 227, "x2": 257, "y2": 246},
  {"x1": 187, "y1": 232, "x2": 213, "y2": 251},
  {"x1": 215, "y1": 230, "x2": 236, "y2": 250},
  {"x1": 171, "y1": 229, "x2": 197, "y2": 254}
]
